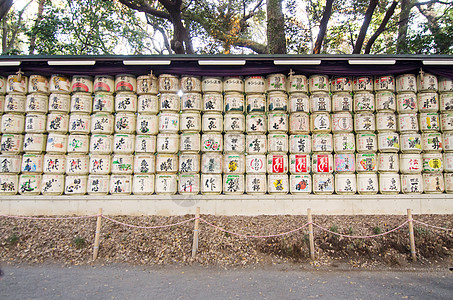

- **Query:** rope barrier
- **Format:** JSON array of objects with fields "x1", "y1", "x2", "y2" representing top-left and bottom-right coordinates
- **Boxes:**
[
  {"x1": 413, "y1": 219, "x2": 453, "y2": 232},
  {"x1": 312, "y1": 220, "x2": 409, "y2": 239},
  {"x1": 0, "y1": 214, "x2": 99, "y2": 220},
  {"x1": 101, "y1": 215, "x2": 197, "y2": 229}
]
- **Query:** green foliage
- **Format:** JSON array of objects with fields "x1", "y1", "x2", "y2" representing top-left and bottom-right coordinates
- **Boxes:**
[
  {"x1": 373, "y1": 226, "x2": 382, "y2": 235},
  {"x1": 330, "y1": 224, "x2": 339, "y2": 233},
  {"x1": 73, "y1": 236, "x2": 86, "y2": 249},
  {"x1": 7, "y1": 233, "x2": 19, "y2": 245}
]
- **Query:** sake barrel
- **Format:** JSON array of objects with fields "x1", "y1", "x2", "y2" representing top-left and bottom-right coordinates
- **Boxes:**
[
  {"x1": 0, "y1": 95, "x2": 4, "y2": 113},
  {"x1": 377, "y1": 132, "x2": 399, "y2": 152},
  {"x1": 45, "y1": 133, "x2": 67, "y2": 154},
  {"x1": 115, "y1": 92, "x2": 137, "y2": 112},
  {"x1": 289, "y1": 134, "x2": 311, "y2": 154},
  {"x1": 48, "y1": 93, "x2": 70, "y2": 113},
  {"x1": 289, "y1": 112, "x2": 309, "y2": 134},
  {"x1": 353, "y1": 76, "x2": 373, "y2": 92},
  {"x1": 0, "y1": 154, "x2": 21, "y2": 173},
  {"x1": 313, "y1": 173, "x2": 334, "y2": 194},
  {"x1": 7, "y1": 74, "x2": 28, "y2": 94},
  {"x1": 114, "y1": 112, "x2": 136, "y2": 133},
  {"x1": 179, "y1": 132, "x2": 201, "y2": 153},
  {"x1": 21, "y1": 154, "x2": 43, "y2": 174},
  {"x1": 419, "y1": 112, "x2": 440, "y2": 132},
  {"x1": 202, "y1": 92, "x2": 223, "y2": 112},
  {"x1": 155, "y1": 174, "x2": 177, "y2": 194},
  {"x1": 288, "y1": 75, "x2": 308, "y2": 93},
  {"x1": 267, "y1": 73, "x2": 286, "y2": 92},
  {"x1": 440, "y1": 93, "x2": 453, "y2": 112},
  {"x1": 159, "y1": 93, "x2": 180, "y2": 112},
  {"x1": 332, "y1": 112, "x2": 353, "y2": 133},
  {"x1": 377, "y1": 153, "x2": 399, "y2": 172},
  {"x1": 374, "y1": 75, "x2": 395, "y2": 91},
  {"x1": 92, "y1": 93, "x2": 114, "y2": 113},
  {"x1": 310, "y1": 92, "x2": 331, "y2": 112},
  {"x1": 201, "y1": 153, "x2": 222, "y2": 173},
  {"x1": 28, "y1": 75, "x2": 49, "y2": 94},
  {"x1": 356, "y1": 153, "x2": 377, "y2": 172},
  {"x1": 246, "y1": 114, "x2": 267, "y2": 134},
  {"x1": 19, "y1": 174, "x2": 42, "y2": 195},
  {"x1": 155, "y1": 154, "x2": 178, "y2": 173},
  {"x1": 333, "y1": 133, "x2": 355, "y2": 153},
  {"x1": 245, "y1": 76, "x2": 266, "y2": 94},
  {"x1": 400, "y1": 153, "x2": 422, "y2": 173},
  {"x1": 109, "y1": 175, "x2": 132, "y2": 194},
  {"x1": 89, "y1": 155, "x2": 111, "y2": 175},
  {"x1": 88, "y1": 174, "x2": 110, "y2": 195},
  {"x1": 49, "y1": 74, "x2": 70, "y2": 93},
  {"x1": 312, "y1": 153, "x2": 333, "y2": 173},
  {"x1": 69, "y1": 113, "x2": 91, "y2": 134},
  {"x1": 444, "y1": 152, "x2": 453, "y2": 172},
  {"x1": 356, "y1": 133, "x2": 377, "y2": 153},
  {"x1": 289, "y1": 154, "x2": 311, "y2": 174},
  {"x1": 246, "y1": 94, "x2": 266, "y2": 113},
  {"x1": 288, "y1": 92, "x2": 309, "y2": 113},
  {"x1": 137, "y1": 94, "x2": 158, "y2": 114},
  {"x1": 396, "y1": 74, "x2": 417, "y2": 93},
  {"x1": 312, "y1": 133, "x2": 333, "y2": 153},
  {"x1": 397, "y1": 113, "x2": 419, "y2": 133},
  {"x1": 332, "y1": 92, "x2": 353, "y2": 112},
  {"x1": 223, "y1": 174, "x2": 244, "y2": 194},
  {"x1": 268, "y1": 174, "x2": 289, "y2": 194},
  {"x1": 111, "y1": 154, "x2": 134, "y2": 174},
  {"x1": 41, "y1": 174, "x2": 64, "y2": 195},
  {"x1": 357, "y1": 173, "x2": 378, "y2": 194},
  {"x1": 268, "y1": 134, "x2": 288, "y2": 153},
  {"x1": 158, "y1": 74, "x2": 180, "y2": 93},
  {"x1": 268, "y1": 91, "x2": 287, "y2": 112},
  {"x1": 5, "y1": 93, "x2": 26, "y2": 113},
  {"x1": 46, "y1": 113, "x2": 69, "y2": 133},
  {"x1": 178, "y1": 153, "x2": 200, "y2": 173},
  {"x1": 23, "y1": 133, "x2": 46, "y2": 153},
  {"x1": 94, "y1": 75, "x2": 115, "y2": 93},
  {"x1": 290, "y1": 174, "x2": 312, "y2": 194},
  {"x1": 70, "y1": 93, "x2": 92, "y2": 114},
  {"x1": 224, "y1": 92, "x2": 244, "y2": 113},
  {"x1": 90, "y1": 134, "x2": 113, "y2": 154},
  {"x1": 202, "y1": 77, "x2": 223, "y2": 93},
  {"x1": 375, "y1": 91, "x2": 396, "y2": 111},
  {"x1": 1, "y1": 114, "x2": 24, "y2": 133},
  {"x1": 181, "y1": 76, "x2": 202, "y2": 93},
  {"x1": 444, "y1": 173, "x2": 453, "y2": 193},
  {"x1": 134, "y1": 154, "x2": 156, "y2": 174},
  {"x1": 181, "y1": 92, "x2": 202, "y2": 112},
  {"x1": 201, "y1": 174, "x2": 222, "y2": 194},
  {"x1": 156, "y1": 133, "x2": 179, "y2": 154},
  {"x1": 439, "y1": 76, "x2": 453, "y2": 92},
  {"x1": 137, "y1": 75, "x2": 158, "y2": 95},
  {"x1": 422, "y1": 132, "x2": 443, "y2": 152},
  {"x1": 179, "y1": 174, "x2": 200, "y2": 194},
  {"x1": 331, "y1": 76, "x2": 352, "y2": 92},
  {"x1": 71, "y1": 75, "x2": 93, "y2": 93},
  {"x1": 418, "y1": 92, "x2": 439, "y2": 112},
  {"x1": 246, "y1": 154, "x2": 266, "y2": 173},
  {"x1": 224, "y1": 113, "x2": 245, "y2": 132},
  {"x1": 400, "y1": 133, "x2": 422, "y2": 153},
  {"x1": 26, "y1": 93, "x2": 48, "y2": 114},
  {"x1": 401, "y1": 174, "x2": 423, "y2": 193},
  {"x1": 224, "y1": 154, "x2": 245, "y2": 174},
  {"x1": 443, "y1": 132, "x2": 453, "y2": 152},
  {"x1": 115, "y1": 74, "x2": 136, "y2": 93},
  {"x1": 224, "y1": 133, "x2": 245, "y2": 153},
  {"x1": 223, "y1": 76, "x2": 244, "y2": 93},
  {"x1": 43, "y1": 154, "x2": 66, "y2": 174},
  {"x1": 201, "y1": 133, "x2": 223, "y2": 152},
  {"x1": 423, "y1": 173, "x2": 444, "y2": 193},
  {"x1": 376, "y1": 112, "x2": 397, "y2": 132},
  {"x1": 422, "y1": 153, "x2": 443, "y2": 172},
  {"x1": 379, "y1": 173, "x2": 400, "y2": 194},
  {"x1": 246, "y1": 174, "x2": 267, "y2": 194},
  {"x1": 309, "y1": 75, "x2": 329, "y2": 93},
  {"x1": 132, "y1": 174, "x2": 154, "y2": 195},
  {"x1": 113, "y1": 134, "x2": 135, "y2": 154},
  {"x1": 246, "y1": 134, "x2": 267, "y2": 154},
  {"x1": 354, "y1": 91, "x2": 375, "y2": 112},
  {"x1": 417, "y1": 73, "x2": 438, "y2": 92},
  {"x1": 65, "y1": 154, "x2": 89, "y2": 175},
  {"x1": 440, "y1": 113, "x2": 453, "y2": 131},
  {"x1": 310, "y1": 112, "x2": 331, "y2": 133},
  {"x1": 267, "y1": 153, "x2": 288, "y2": 174},
  {"x1": 135, "y1": 135, "x2": 157, "y2": 153},
  {"x1": 1, "y1": 134, "x2": 23, "y2": 154},
  {"x1": 397, "y1": 92, "x2": 418, "y2": 112},
  {"x1": 335, "y1": 174, "x2": 356, "y2": 194},
  {"x1": 136, "y1": 114, "x2": 159, "y2": 135},
  {"x1": 0, "y1": 174, "x2": 18, "y2": 194},
  {"x1": 334, "y1": 153, "x2": 355, "y2": 173},
  {"x1": 158, "y1": 112, "x2": 179, "y2": 133},
  {"x1": 0, "y1": 76, "x2": 5, "y2": 95}
]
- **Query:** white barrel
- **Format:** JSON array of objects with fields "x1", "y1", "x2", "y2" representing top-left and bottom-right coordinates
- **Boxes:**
[
  {"x1": 267, "y1": 153, "x2": 288, "y2": 174},
  {"x1": 224, "y1": 133, "x2": 245, "y2": 153},
  {"x1": 224, "y1": 92, "x2": 244, "y2": 113},
  {"x1": 313, "y1": 173, "x2": 334, "y2": 194},
  {"x1": 156, "y1": 154, "x2": 178, "y2": 173},
  {"x1": 65, "y1": 154, "x2": 89, "y2": 175},
  {"x1": 378, "y1": 153, "x2": 399, "y2": 172},
  {"x1": 267, "y1": 73, "x2": 286, "y2": 92},
  {"x1": 310, "y1": 112, "x2": 331, "y2": 133},
  {"x1": 22, "y1": 133, "x2": 46, "y2": 153},
  {"x1": 224, "y1": 154, "x2": 245, "y2": 174},
  {"x1": 268, "y1": 91, "x2": 287, "y2": 112},
  {"x1": 49, "y1": 74, "x2": 70, "y2": 93},
  {"x1": 379, "y1": 173, "x2": 400, "y2": 194},
  {"x1": 289, "y1": 92, "x2": 309, "y2": 113},
  {"x1": 246, "y1": 134, "x2": 267, "y2": 154},
  {"x1": 422, "y1": 152, "x2": 443, "y2": 172},
  {"x1": 289, "y1": 112, "x2": 310, "y2": 134},
  {"x1": 134, "y1": 154, "x2": 156, "y2": 174},
  {"x1": 332, "y1": 112, "x2": 353, "y2": 133},
  {"x1": 376, "y1": 112, "x2": 397, "y2": 132},
  {"x1": 156, "y1": 133, "x2": 179, "y2": 154},
  {"x1": 69, "y1": 113, "x2": 91, "y2": 134},
  {"x1": 0, "y1": 76, "x2": 5, "y2": 95},
  {"x1": 439, "y1": 77, "x2": 453, "y2": 92},
  {"x1": 374, "y1": 75, "x2": 395, "y2": 91},
  {"x1": 111, "y1": 154, "x2": 134, "y2": 174},
  {"x1": 110, "y1": 175, "x2": 132, "y2": 194},
  {"x1": 5, "y1": 93, "x2": 26, "y2": 113},
  {"x1": 115, "y1": 92, "x2": 137, "y2": 113},
  {"x1": 440, "y1": 93, "x2": 453, "y2": 113},
  {"x1": 246, "y1": 174, "x2": 267, "y2": 194},
  {"x1": 155, "y1": 174, "x2": 177, "y2": 195},
  {"x1": 441, "y1": 113, "x2": 453, "y2": 131},
  {"x1": 7, "y1": 75, "x2": 28, "y2": 94},
  {"x1": 158, "y1": 74, "x2": 179, "y2": 93},
  {"x1": 202, "y1": 92, "x2": 223, "y2": 112},
  {"x1": 45, "y1": 133, "x2": 67, "y2": 154},
  {"x1": 158, "y1": 112, "x2": 179, "y2": 133},
  {"x1": 41, "y1": 174, "x2": 64, "y2": 195},
  {"x1": 201, "y1": 174, "x2": 222, "y2": 194},
  {"x1": 334, "y1": 153, "x2": 355, "y2": 173},
  {"x1": 0, "y1": 154, "x2": 21, "y2": 173},
  {"x1": 353, "y1": 76, "x2": 373, "y2": 92},
  {"x1": 354, "y1": 92, "x2": 375, "y2": 112},
  {"x1": 136, "y1": 114, "x2": 159, "y2": 135},
  {"x1": 92, "y1": 93, "x2": 114, "y2": 113},
  {"x1": 137, "y1": 94, "x2": 158, "y2": 114},
  {"x1": 178, "y1": 153, "x2": 199, "y2": 173},
  {"x1": 246, "y1": 114, "x2": 267, "y2": 134},
  {"x1": 335, "y1": 174, "x2": 356, "y2": 194},
  {"x1": 223, "y1": 174, "x2": 244, "y2": 194},
  {"x1": 178, "y1": 174, "x2": 200, "y2": 194},
  {"x1": 445, "y1": 173, "x2": 453, "y2": 193},
  {"x1": 375, "y1": 91, "x2": 396, "y2": 111},
  {"x1": 43, "y1": 154, "x2": 65, "y2": 174},
  {"x1": 377, "y1": 132, "x2": 399, "y2": 152},
  {"x1": 246, "y1": 94, "x2": 266, "y2": 113},
  {"x1": 202, "y1": 77, "x2": 222, "y2": 93},
  {"x1": 356, "y1": 153, "x2": 377, "y2": 172},
  {"x1": 423, "y1": 173, "x2": 444, "y2": 193},
  {"x1": 48, "y1": 93, "x2": 70, "y2": 113},
  {"x1": 132, "y1": 174, "x2": 154, "y2": 195},
  {"x1": 19, "y1": 174, "x2": 42, "y2": 195},
  {"x1": 180, "y1": 75, "x2": 202, "y2": 93},
  {"x1": 88, "y1": 174, "x2": 110, "y2": 195},
  {"x1": 115, "y1": 74, "x2": 136, "y2": 93},
  {"x1": 93, "y1": 75, "x2": 114, "y2": 93},
  {"x1": 224, "y1": 113, "x2": 245, "y2": 132},
  {"x1": 312, "y1": 133, "x2": 333, "y2": 153},
  {"x1": 268, "y1": 113, "x2": 288, "y2": 133},
  {"x1": 330, "y1": 76, "x2": 352, "y2": 92},
  {"x1": 135, "y1": 135, "x2": 157, "y2": 153},
  {"x1": 396, "y1": 74, "x2": 417, "y2": 93},
  {"x1": 90, "y1": 134, "x2": 113, "y2": 154},
  {"x1": 397, "y1": 92, "x2": 418, "y2": 112},
  {"x1": 444, "y1": 152, "x2": 453, "y2": 172},
  {"x1": 223, "y1": 76, "x2": 244, "y2": 93},
  {"x1": 113, "y1": 134, "x2": 135, "y2": 154},
  {"x1": 137, "y1": 75, "x2": 158, "y2": 95},
  {"x1": 46, "y1": 113, "x2": 69, "y2": 133},
  {"x1": 289, "y1": 134, "x2": 311, "y2": 154},
  {"x1": 398, "y1": 113, "x2": 419, "y2": 133},
  {"x1": 201, "y1": 133, "x2": 223, "y2": 152},
  {"x1": 418, "y1": 92, "x2": 438, "y2": 112},
  {"x1": 356, "y1": 133, "x2": 377, "y2": 152},
  {"x1": 309, "y1": 75, "x2": 329, "y2": 93},
  {"x1": 290, "y1": 174, "x2": 311, "y2": 194},
  {"x1": 70, "y1": 93, "x2": 92, "y2": 114},
  {"x1": 333, "y1": 133, "x2": 355, "y2": 153},
  {"x1": 245, "y1": 76, "x2": 266, "y2": 94},
  {"x1": 21, "y1": 154, "x2": 43, "y2": 174},
  {"x1": 400, "y1": 153, "x2": 422, "y2": 173},
  {"x1": 26, "y1": 93, "x2": 48, "y2": 114},
  {"x1": 290, "y1": 154, "x2": 310, "y2": 174},
  {"x1": 246, "y1": 154, "x2": 266, "y2": 173},
  {"x1": 180, "y1": 132, "x2": 200, "y2": 153},
  {"x1": 419, "y1": 112, "x2": 439, "y2": 132},
  {"x1": 268, "y1": 134, "x2": 288, "y2": 153},
  {"x1": 114, "y1": 112, "x2": 136, "y2": 133},
  {"x1": 1, "y1": 114, "x2": 24, "y2": 133},
  {"x1": 159, "y1": 93, "x2": 180, "y2": 112},
  {"x1": 0, "y1": 174, "x2": 18, "y2": 194},
  {"x1": 71, "y1": 75, "x2": 93, "y2": 93},
  {"x1": 443, "y1": 132, "x2": 453, "y2": 152},
  {"x1": 417, "y1": 73, "x2": 438, "y2": 92},
  {"x1": 312, "y1": 153, "x2": 333, "y2": 173},
  {"x1": 288, "y1": 75, "x2": 308, "y2": 93},
  {"x1": 310, "y1": 92, "x2": 331, "y2": 112},
  {"x1": 332, "y1": 92, "x2": 353, "y2": 112},
  {"x1": 89, "y1": 155, "x2": 111, "y2": 175},
  {"x1": 201, "y1": 153, "x2": 222, "y2": 174},
  {"x1": 181, "y1": 92, "x2": 202, "y2": 111},
  {"x1": 422, "y1": 133, "x2": 442, "y2": 152},
  {"x1": 400, "y1": 133, "x2": 422, "y2": 153},
  {"x1": 268, "y1": 174, "x2": 289, "y2": 194},
  {"x1": 401, "y1": 174, "x2": 423, "y2": 193},
  {"x1": 1, "y1": 134, "x2": 23, "y2": 154},
  {"x1": 28, "y1": 75, "x2": 49, "y2": 94},
  {"x1": 357, "y1": 173, "x2": 378, "y2": 194}
]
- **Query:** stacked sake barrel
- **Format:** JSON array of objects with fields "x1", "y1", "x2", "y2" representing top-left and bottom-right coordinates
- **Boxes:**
[{"x1": 440, "y1": 77, "x2": 453, "y2": 193}]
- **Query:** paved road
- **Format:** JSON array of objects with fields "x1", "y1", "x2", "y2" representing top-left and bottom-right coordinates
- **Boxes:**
[{"x1": 0, "y1": 264, "x2": 452, "y2": 299}]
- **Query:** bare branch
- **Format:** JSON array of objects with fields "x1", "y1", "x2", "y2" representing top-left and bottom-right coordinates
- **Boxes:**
[
  {"x1": 364, "y1": 1, "x2": 399, "y2": 54},
  {"x1": 313, "y1": 0, "x2": 334, "y2": 54},
  {"x1": 353, "y1": 0, "x2": 379, "y2": 54}
]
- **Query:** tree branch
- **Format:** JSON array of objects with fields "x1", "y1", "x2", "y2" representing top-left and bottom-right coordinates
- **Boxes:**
[
  {"x1": 117, "y1": 0, "x2": 171, "y2": 20},
  {"x1": 353, "y1": 0, "x2": 378, "y2": 54},
  {"x1": 414, "y1": 0, "x2": 450, "y2": 7},
  {"x1": 364, "y1": 1, "x2": 398, "y2": 54},
  {"x1": 313, "y1": 0, "x2": 334, "y2": 54}
]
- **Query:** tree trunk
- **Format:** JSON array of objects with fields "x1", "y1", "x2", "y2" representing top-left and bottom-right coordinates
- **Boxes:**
[
  {"x1": 0, "y1": 0, "x2": 13, "y2": 22},
  {"x1": 353, "y1": 0, "x2": 379, "y2": 54},
  {"x1": 28, "y1": 0, "x2": 45, "y2": 54},
  {"x1": 313, "y1": 0, "x2": 334, "y2": 54},
  {"x1": 2, "y1": 18, "x2": 6, "y2": 53},
  {"x1": 364, "y1": 1, "x2": 398, "y2": 54},
  {"x1": 396, "y1": 0, "x2": 414, "y2": 53},
  {"x1": 267, "y1": 0, "x2": 286, "y2": 54}
]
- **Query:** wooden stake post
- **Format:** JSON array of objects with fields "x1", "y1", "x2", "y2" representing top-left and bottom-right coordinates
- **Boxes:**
[
  {"x1": 407, "y1": 209, "x2": 417, "y2": 261},
  {"x1": 92, "y1": 208, "x2": 103, "y2": 261},
  {"x1": 192, "y1": 207, "x2": 201, "y2": 258},
  {"x1": 307, "y1": 208, "x2": 315, "y2": 260}
]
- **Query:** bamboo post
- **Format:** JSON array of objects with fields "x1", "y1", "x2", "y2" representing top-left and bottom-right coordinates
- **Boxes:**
[
  {"x1": 191, "y1": 207, "x2": 201, "y2": 258},
  {"x1": 92, "y1": 208, "x2": 103, "y2": 261},
  {"x1": 307, "y1": 208, "x2": 315, "y2": 260},
  {"x1": 407, "y1": 209, "x2": 417, "y2": 261}
]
